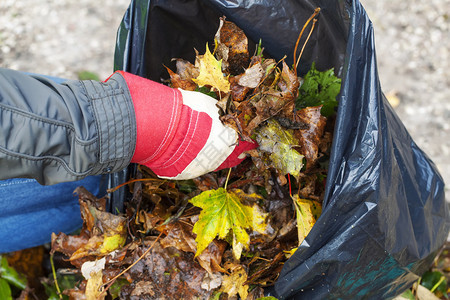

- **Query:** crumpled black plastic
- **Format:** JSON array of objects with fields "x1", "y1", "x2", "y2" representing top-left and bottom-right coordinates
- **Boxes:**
[{"x1": 114, "y1": 0, "x2": 449, "y2": 298}]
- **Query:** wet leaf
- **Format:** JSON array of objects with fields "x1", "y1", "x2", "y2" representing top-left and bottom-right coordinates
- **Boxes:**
[
  {"x1": 230, "y1": 74, "x2": 251, "y2": 102},
  {"x1": 292, "y1": 195, "x2": 322, "y2": 245},
  {"x1": 255, "y1": 119, "x2": 304, "y2": 177},
  {"x1": 294, "y1": 106, "x2": 327, "y2": 170},
  {"x1": 215, "y1": 17, "x2": 249, "y2": 75},
  {"x1": 193, "y1": 44, "x2": 230, "y2": 93},
  {"x1": 122, "y1": 238, "x2": 214, "y2": 299},
  {"x1": 52, "y1": 189, "x2": 127, "y2": 263},
  {"x1": 278, "y1": 61, "x2": 300, "y2": 100},
  {"x1": 70, "y1": 209, "x2": 127, "y2": 261},
  {"x1": 190, "y1": 188, "x2": 268, "y2": 259},
  {"x1": 160, "y1": 220, "x2": 227, "y2": 274}
]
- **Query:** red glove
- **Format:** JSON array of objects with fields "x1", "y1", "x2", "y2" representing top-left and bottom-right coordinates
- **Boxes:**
[{"x1": 117, "y1": 72, "x2": 256, "y2": 180}]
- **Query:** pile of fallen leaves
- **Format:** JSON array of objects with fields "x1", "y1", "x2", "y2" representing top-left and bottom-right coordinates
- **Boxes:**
[{"x1": 50, "y1": 11, "x2": 343, "y2": 300}]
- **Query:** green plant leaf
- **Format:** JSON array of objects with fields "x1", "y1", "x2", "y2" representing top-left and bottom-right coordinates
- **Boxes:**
[
  {"x1": 0, "y1": 256, "x2": 27, "y2": 290},
  {"x1": 255, "y1": 119, "x2": 304, "y2": 177},
  {"x1": 109, "y1": 277, "x2": 130, "y2": 299},
  {"x1": 0, "y1": 278, "x2": 12, "y2": 300},
  {"x1": 398, "y1": 289, "x2": 415, "y2": 300},
  {"x1": 190, "y1": 188, "x2": 268, "y2": 259},
  {"x1": 296, "y1": 62, "x2": 341, "y2": 117},
  {"x1": 421, "y1": 270, "x2": 448, "y2": 297}
]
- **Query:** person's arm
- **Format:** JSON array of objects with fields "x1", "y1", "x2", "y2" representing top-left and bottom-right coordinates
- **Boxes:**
[{"x1": 0, "y1": 68, "x2": 255, "y2": 185}]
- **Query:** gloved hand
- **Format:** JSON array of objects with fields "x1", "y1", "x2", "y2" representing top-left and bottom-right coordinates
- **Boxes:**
[{"x1": 118, "y1": 71, "x2": 256, "y2": 180}]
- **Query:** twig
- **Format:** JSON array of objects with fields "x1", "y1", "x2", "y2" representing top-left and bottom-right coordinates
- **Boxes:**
[
  {"x1": 107, "y1": 178, "x2": 165, "y2": 194},
  {"x1": 293, "y1": 7, "x2": 321, "y2": 75},
  {"x1": 101, "y1": 231, "x2": 164, "y2": 294}
]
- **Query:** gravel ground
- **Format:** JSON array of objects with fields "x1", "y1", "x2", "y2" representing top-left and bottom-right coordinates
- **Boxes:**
[{"x1": 1, "y1": 0, "x2": 449, "y2": 194}]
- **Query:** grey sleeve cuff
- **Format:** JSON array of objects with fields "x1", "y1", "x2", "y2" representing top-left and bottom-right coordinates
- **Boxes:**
[{"x1": 65, "y1": 72, "x2": 137, "y2": 177}]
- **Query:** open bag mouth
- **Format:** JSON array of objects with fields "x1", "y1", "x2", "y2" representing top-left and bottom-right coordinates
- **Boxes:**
[{"x1": 102, "y1": 0, "x2": 450, "y2": 298}]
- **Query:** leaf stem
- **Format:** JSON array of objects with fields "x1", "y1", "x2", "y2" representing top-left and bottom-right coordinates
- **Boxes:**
[
  {"x1": 224, "y1": 168, "x2": 232, "y2": 190},
  {"x1": 430, "y1": 275, "x2": 445, "y2": 293},
  {"x1": 50, "y1": 254, "x2": 63, "y2": 300},
  {"x1": 293, "y1": 8, "x2": 320, "y2": 75},
  {"x1": 295, "y1": 18, "x2": 318, "y2": 71}
]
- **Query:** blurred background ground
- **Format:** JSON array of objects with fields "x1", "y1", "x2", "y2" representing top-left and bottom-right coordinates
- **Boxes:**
[{"x1": 0, "y1": 0, "x2": 448, "y2": 192}]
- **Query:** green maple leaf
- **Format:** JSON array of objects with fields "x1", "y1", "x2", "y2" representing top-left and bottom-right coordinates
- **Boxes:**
[
  {"x1": 189, "y1": 188, "x2": 268, "y2": 259},
  {"x1": 296, "y1": 62, "x2": 341, "y2": 117},
  {"x1": 255, "y1": 119, "x2": 304, "y2": 177}
]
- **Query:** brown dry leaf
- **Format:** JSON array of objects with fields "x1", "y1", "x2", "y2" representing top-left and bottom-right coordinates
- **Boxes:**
[
  {"x1": 215, "y1": 17, "x2": 249, "y2": 75},
  {"x1": 51, "y1": 231, "x2": 89, "y2": 256},
  {"x1": 174, "y1": 58, "x2": 199, "y2": 80},
  {"x1": 193, "y1": 173, "x2": 219, "y2": 192},
  {"x1": 278, "y1": 61, "x2": 300, "y2": 100},
  {"x1": 165, "y1": 65, "x2": 197, "y2": 91},
  {"x1": 70, "y1": 209, "x2": 127, "y2": 261},
  {"x1": 294, "y1": 106, "x2": 327, "y2": 170},
  {"x1": 220, "y1": 262, "x2": 249, "y2": 299},
  {"x1": 52, "y1": 188, "x2": 127, "y2": 262},
  {"x1": 137, "y1": 210, "x2": 164, "y2": 233},
  {"x1": 238, "y1": 62, "x2": 264, "y2": 88}
]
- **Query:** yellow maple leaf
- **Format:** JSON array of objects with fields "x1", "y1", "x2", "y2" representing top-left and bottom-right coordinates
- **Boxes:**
[
  {"x1": 189, "y1": 188, "x2": 268, "y2": 259},
  {"x1": 193, "y1": 44, "x2": 230, "y2": 93},
  {"x1": 292, "y1": 195, "x2": 322, "y2": 245}
]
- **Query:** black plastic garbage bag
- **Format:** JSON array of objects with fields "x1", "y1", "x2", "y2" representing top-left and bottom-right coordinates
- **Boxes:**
[{"x1": 114, "y1": 0, "x2": 449, "y2": 298}]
